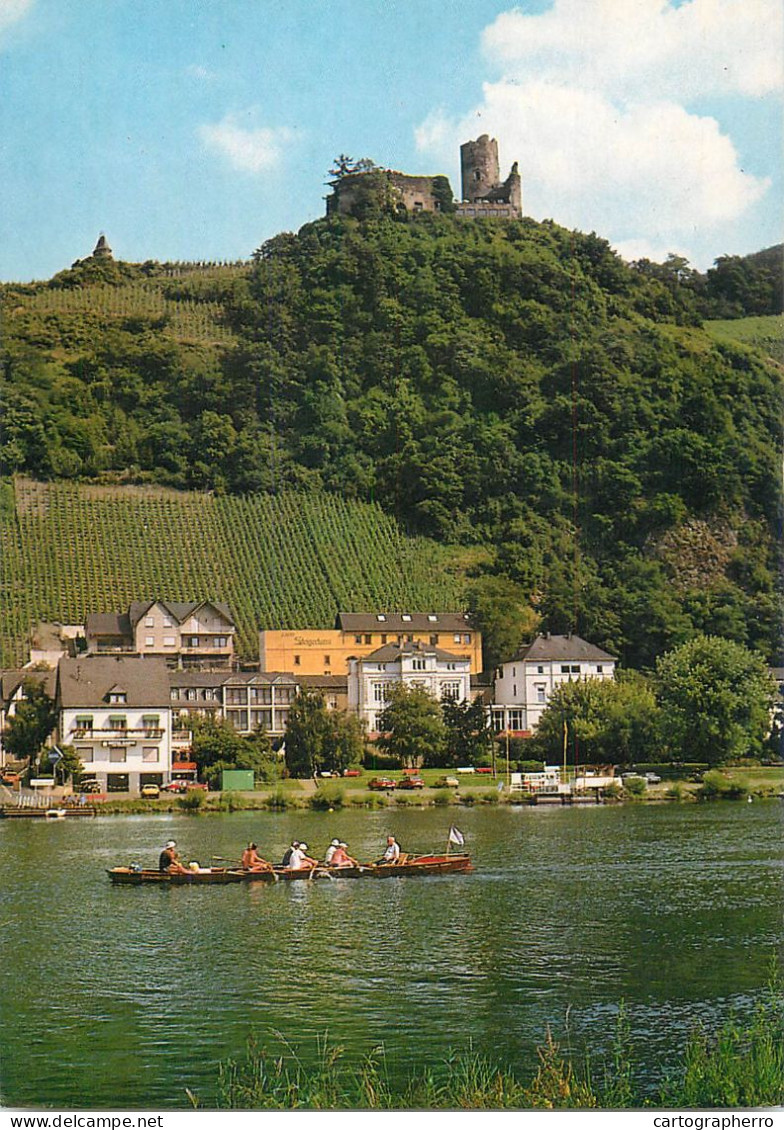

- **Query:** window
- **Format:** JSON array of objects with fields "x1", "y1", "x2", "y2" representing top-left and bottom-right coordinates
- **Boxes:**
[
  {"x1": 440, "y1": 682, "x2": 460, "y2": 700},
  {"x1": 508, "y1": 709, "x2": 524, "y2": 730},
  {"x1": 513, "y1": 667, "x2": 516, "y2": 677},
  {"x1": 454, "y1": 633, "x2": 462, "y2": 643},
  {"x1": 228, "y1": 710, "x2": 248, "y2": 731},
  {"x1": 186, "y1": 689, "x2": 197, "y2": 701},
  {"x1": 536, "y1": 685, "x2": 546, "y2": 703},
  {"x1": 561, "y1": 665, "x2": 571, "y2": 674},
  {"x1": 324, "y1": 655, "x2": 330, "y2": 666},
  {"x1": 164, "y1": 636, "x2": 176, "y2": 647},
  {"x1": 108, "y1": 716, "x2": 127, "y2": 731},
  {"x1": 513, "y1": 684, "x2": 517, "y2": 697},
  {"x1": 145, "y1": 617, "x2": 154, "y2": 628},
  {"x1": 537, "y1": 666, "x2": 544, "y2": 674},
  {"x1": 225, "y1": 687, "x2": 247, "y2": 706},
  {"x1": 214, "y1": 636, "x2": 228, "y2": 648},
  {"x1": 77, "y1": 747, "x2": 93, "y2": 761},
  {"x1": 571, "y1": 665, "x2": 580, "y2": 674},
  {"x1": 294, "y1": 655, "x2": 301, "y2": 666},
  {"x1": 142, "y1": 715, "x2": 160, "y2": 735},
  {"x1": 187, "y1": 636, "x2": 199, "y2": 648},
  {"x1": 402, "y1": 614, "x2": 412, "y2": 622},
  {"x1": 596, "y1": 665, "x2": 603, "y2": 674},
  {"x1": 142, "y1": 747, "x2": 159, "y2": 763},
  {"x1": 412, "y1": 658, "x2": 426, "y2": 671},
  {"x1": 109, "y1": 750, "x2": 127, "y2": 763},
  {"x1": 380, "y1": 634, "x2": 387, "y2": 644},
  {"x1": 427, "y1": 614, "x2": 438, "y2": 622},
  {"x1": 430, "y1": 635, "x2": 439, "y2": 645},
  {"x1": 163, "y1": 617, "x2": 173, "y2": 628},
  {"x1": 364, "y1": 634, "x2": 372, "y2": 644},
  {"x1": 74, "y1": 715, "x2": 93, "y2": 734},
  {"x1": 464, "y1": 634, "x2": 471, "y2": 644},
  {"x1": 376, "y1": 614, "x2": 386, "y2": 622},
  {"x1": 108, "y1": 692, "x2": 126, "y2": 704},
  {"x1": 355, "y1": 635, "x2": 363, "y2": 644},
  {"x1": 373, "y1": 683, "x2": 387, "y2": 704},
  {"x1": 145, "y1": 636, "x2": 155, "y2": 647},
  {"x1": 170, "y1": 689, "x2": 179, "y2": 700}
]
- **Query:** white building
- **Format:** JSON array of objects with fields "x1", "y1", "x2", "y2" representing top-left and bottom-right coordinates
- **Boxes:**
[
  {"x1": 57, "y1": 656, "x2": 173, "y2": 793},
  {"x1": 492, "y1": 633, "x2": 617, "y2": 734},
  {"x1": 348, "y1": 640, "x2": 472, "y2": 733}
]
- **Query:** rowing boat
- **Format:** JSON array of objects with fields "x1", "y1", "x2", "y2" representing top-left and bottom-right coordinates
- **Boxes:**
[{"x1": 107, "y1": 852, "x2": 473, "y2": 885}]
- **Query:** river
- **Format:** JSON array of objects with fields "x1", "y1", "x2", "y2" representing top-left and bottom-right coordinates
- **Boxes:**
[{"x1": 1, "y1": 801, "x2": 781, "y2": 1109}]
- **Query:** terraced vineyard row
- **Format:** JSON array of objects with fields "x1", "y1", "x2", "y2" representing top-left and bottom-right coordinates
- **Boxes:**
[
  {"x1": 9, "y1": 281, "x2": 238, "y2": 347},
  {"x1": 1, "y1": 479, "x2": 466, "y2": 666}
]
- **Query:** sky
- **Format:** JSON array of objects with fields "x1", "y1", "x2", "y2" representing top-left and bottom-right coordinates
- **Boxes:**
[{"x1": 0, "y1": 0, "x2": 780, "y2": 281}]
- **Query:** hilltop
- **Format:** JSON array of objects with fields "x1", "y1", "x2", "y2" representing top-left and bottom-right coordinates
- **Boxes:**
[{"x1": 1, "y1": 216, "x2": 781, "y2": 670}]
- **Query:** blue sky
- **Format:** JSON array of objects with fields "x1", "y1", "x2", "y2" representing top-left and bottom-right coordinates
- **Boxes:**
[{"x1": 1, "y1": 0, "x2": 780, "y2": 281}]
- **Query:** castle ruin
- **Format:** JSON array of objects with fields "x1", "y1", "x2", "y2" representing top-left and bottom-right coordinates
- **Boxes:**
[{"x1": 326, "y1": 136, "x2": 522, "y2": 221}]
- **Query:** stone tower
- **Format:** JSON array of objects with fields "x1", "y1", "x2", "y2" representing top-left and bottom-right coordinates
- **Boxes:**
[
  {"x1": 92, "y1": 233, "x2": 113, "y2": 260},
  {"x1": 461, "y1": 135, "x2": 501, "y2": 203},
  {"x1": 459, "y1": 136, "x2": 522, "y2": 218}
]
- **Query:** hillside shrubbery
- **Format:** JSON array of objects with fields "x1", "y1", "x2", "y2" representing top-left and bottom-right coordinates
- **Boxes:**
[{"x1": 2, "y1": 216, "x2": 781, "y2": 669}]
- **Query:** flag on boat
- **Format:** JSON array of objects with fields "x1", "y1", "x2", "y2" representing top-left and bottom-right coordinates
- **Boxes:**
[{"x1": 448, "y1": 825, "x2": 465, "y2": 847}]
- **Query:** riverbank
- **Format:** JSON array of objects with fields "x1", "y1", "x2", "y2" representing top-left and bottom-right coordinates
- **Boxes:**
[
  {"x1": 211, "y1": 971, "x2": 784, "y2": 1109},
  {"x1": 86, "y1": 764, "x2": 784, "y2": 815}
]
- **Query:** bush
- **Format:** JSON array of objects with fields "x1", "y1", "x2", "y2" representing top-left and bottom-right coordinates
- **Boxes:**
[
  {"x1": 310, "y1": 782, "x2": 345, "y2": 810},
  {"x1": 700, "y1": 770, "x2": 749, "y2": 800},
  {"x1": 623, "y1": 777, "x2": 647, "y2": 797},
  {"x1": 178, "y1": 789, "x2": 207, "y2": 811}
]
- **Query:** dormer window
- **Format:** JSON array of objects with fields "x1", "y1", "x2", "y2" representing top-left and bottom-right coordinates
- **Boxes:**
[
  {"x1": 108, "y1": 691, "x2": 127, "y2": 704},
  {"x1": 427, "y1": 614, "x2": 438, "y2": 622},
  {"x1": 376, "y1": 614, "x2": 386, "y2": 622},
  {"x1": 402, "y1": 614, "x2": 412, "y2": 622}
]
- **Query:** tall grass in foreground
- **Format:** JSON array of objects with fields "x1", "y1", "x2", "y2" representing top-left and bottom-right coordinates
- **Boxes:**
[{"x1": 211, "y1": 970, "x2": 783, "y2": 1110}]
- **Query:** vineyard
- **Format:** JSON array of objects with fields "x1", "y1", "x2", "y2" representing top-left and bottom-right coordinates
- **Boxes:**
[
  {"x1": 0, "y1": 478, "x2": 469, "y2": 666},
  {"x1": 2, "y1": 260, "x2": 249, "y2": 349}
]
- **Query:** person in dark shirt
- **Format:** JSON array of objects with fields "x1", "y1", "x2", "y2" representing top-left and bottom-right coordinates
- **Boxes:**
[{"x1": 159, "y1": 840, "x2": 187, "y2": 873}]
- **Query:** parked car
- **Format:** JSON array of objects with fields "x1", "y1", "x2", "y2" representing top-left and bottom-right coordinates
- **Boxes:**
[
  {"x1": 0, "y1": 771, "x2": 22, "y2": 787},
  {"x1": 162, "y1": 779, "x2": 190, "y2": 794},
  {"x1": 645, "y1": 773, "x2": 662, "y2": 784},
  {"x1": 78, "y1": 779, "x2": 102, "y2": 794},
  {"x1": 140, "y1": 783, "x2": 160, "y2": 799},
  {"x1": 475, "y1": 766, "x2": 495, "y2": 774},
  {"x1": 433, "y1": 776, "x2": 459, "y2": 788},
  {"x1": 397, "y1": 776, "x2": 425, "y2": 790},
  {"x1": 342, "y1": 768, "x2": 361, "y2": 777},
  {"x1": 368, "y1": 776, "x2": 397, "y2": 790}
]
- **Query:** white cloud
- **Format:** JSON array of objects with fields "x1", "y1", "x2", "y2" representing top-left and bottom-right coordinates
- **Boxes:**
[
  {"x1": 0, "y1": 0, "x2": 33, "y2": 37},
  {"x1": 198, "y1": 112, "x2": 295, "y2": 174},
  {"x1": 416, "y1": 1, "x2": 777, "y2": 267},
  {"x1": 482, "y1": 0, "x2": 783, "y2": 100},
  {"x1": 186, "y1": 64, "x2": 217, "y2": 82}
]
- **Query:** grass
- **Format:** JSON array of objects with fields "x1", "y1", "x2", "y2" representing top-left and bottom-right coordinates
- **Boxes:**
[{"x1": 206, "y1": 965, "x2": 784, "y2": 1109}]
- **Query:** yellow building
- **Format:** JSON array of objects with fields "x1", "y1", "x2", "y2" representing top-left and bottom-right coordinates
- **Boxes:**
[{"x1": 259, "y1": 612, "x2": 483, "y2": 676}]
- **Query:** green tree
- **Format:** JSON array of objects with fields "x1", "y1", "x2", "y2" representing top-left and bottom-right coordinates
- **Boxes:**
[
  {"x1": 655, "y1": 635, "x2": 775, "y2": 765},
  {"x1": 191, "y1": 715, "x2": 273, "y2": 786},
  {"x1": 442, "y1": 697, "x2": 494, "y2": 768},
  {"x1": 376, "y1": 683, "x2": 446, "y2": 768},
  {"x1": 2, "y1": 680, "x2": 57, "y2": 770},
  {"x1": 530, "y1": 674, "x2": 660, "y2": 766},
  {"x1": 467, "y1": 575, "x2": 539, "y2": 672},
  {"x1": 284, "y1": 691, "x2": 363, "y2": 778}
]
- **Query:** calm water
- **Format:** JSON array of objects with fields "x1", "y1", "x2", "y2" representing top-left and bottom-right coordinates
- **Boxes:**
[{"x1": 1, "y1": 802, "x2": 782, "y2": 1109}]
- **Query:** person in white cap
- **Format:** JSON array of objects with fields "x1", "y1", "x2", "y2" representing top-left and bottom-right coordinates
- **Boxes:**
[
  {"x1": 287, "y1": 842, "x2": 317, "y2": 870},
  {"x1": 159, "y1": 840, "x2": 187, "y2": 873},
  {"x1": 330, "y1": 842, "x2": 358, "y2": 868},
  {"x1": 324, "y1": 838, "x2": 340, "y2": 865}
]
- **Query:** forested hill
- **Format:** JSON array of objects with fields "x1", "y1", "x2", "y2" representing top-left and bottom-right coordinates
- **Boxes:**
[{"x1": 1, "y1": 216, "x2": 782, "y2": 670}]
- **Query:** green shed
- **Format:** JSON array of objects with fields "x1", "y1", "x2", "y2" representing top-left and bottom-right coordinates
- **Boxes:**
[{"x1": 220, "y1": 769, "x2": 255, "y2": 792}]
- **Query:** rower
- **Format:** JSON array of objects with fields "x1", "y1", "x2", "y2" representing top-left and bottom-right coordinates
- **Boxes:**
[
  {"x1": 287, "y1": 842, "x2": 317, "y2": 870},
  {"x1": 159, "y1": 840, "x2": 188, "y2": 874},
  {"x1": 378, "y1": 835, "x2": 401, "y2": 865},
  {"x1": 330, "y1": 842, "x2": 357, "y2": 868},
  {"x1": 324, "y1": 838, "x2": 340, "y2": 865},
  {"x1": 241, "y1": 842, "x2": 271, "y2": 872},
  {"x1": 281, "y1": 840, "x2": 300, "y2": 867}
]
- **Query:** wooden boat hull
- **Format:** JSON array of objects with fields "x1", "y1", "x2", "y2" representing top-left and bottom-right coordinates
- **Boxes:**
[
  {"x1": 108, "y1": 854, "x2": 473, "y2": 885},
  {"x1": 244, "y1": 853, "x2": 474, "y2": 881},
  {"x1": 107, "y1": 867, "x2": 245, "y2": 885}
]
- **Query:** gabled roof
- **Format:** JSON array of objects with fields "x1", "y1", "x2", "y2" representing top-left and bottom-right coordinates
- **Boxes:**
[
  {"x1": 58, "y1": 657, "x2": 171, "y2": 709},
  {"x1": 511, "y1": 634, "x2": 617, "y2": 664},
  {"x1": 84, "y1": 612, "x2": 132, "y2": 639},
  {"x1": 128, "y1": 600, "x2": 234, "y2": 628},
  {"x1": 361, "y1": 640, "x2": 468, "y2": 664},
  {"x1": 1, "y1": 668, "x2": 57, "y2": 706},
  {"x1": 337, "y1": 612, "x2": 472, "y2": 633}
]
